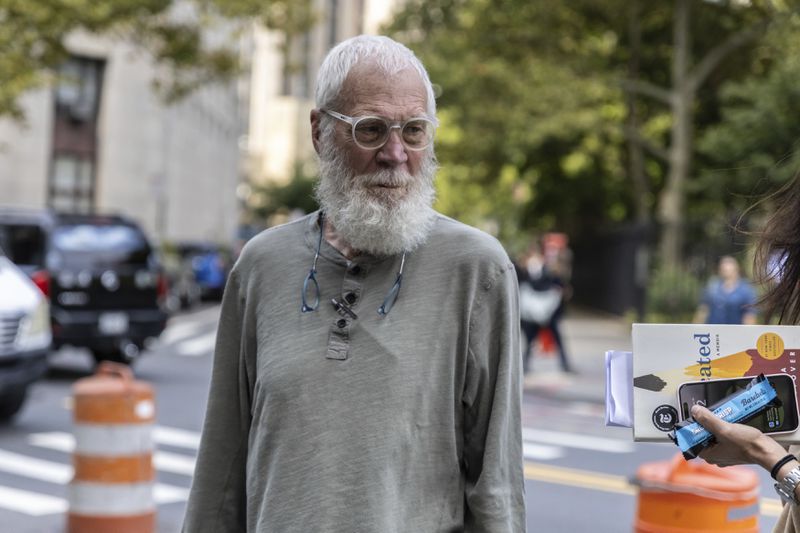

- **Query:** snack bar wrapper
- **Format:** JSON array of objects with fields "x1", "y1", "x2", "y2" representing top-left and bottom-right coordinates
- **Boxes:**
[{"x1": 669, "y1": 374, "x2": 781, "y2": 460}]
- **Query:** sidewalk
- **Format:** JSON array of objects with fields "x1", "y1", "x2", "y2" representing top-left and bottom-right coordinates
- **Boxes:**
[{"x1": 522, "y1": 307, "x2": 632, "y2": 404}]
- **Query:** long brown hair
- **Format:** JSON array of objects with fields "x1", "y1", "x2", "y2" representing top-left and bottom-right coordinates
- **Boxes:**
[{"x1": 753, "y1": 175, "x2": 800, "y2": 324}]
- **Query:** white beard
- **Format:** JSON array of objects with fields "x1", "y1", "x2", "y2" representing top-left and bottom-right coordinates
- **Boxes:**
[{"x1": 315, "y1": 142, "x2": 438, "y2": 257}]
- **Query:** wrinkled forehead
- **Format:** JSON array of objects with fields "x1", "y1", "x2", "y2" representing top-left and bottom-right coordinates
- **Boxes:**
[{"x1": 337, "y1": 62, "x2": 428, "y2": 118}]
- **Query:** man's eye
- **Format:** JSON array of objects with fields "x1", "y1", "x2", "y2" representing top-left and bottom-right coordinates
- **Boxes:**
[{"x1": 355, "y1": 121, "x2": 386, "y2": 141}]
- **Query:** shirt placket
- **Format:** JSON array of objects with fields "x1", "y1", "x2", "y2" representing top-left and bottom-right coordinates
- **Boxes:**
[{"x1": 326, "y1": 261, "x2": 365, "y2": 360}]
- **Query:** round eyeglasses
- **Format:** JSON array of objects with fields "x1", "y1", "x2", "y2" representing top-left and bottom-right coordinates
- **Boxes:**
[{"x1": 321, "y1": 109, "x2": 436, "y2": 151}]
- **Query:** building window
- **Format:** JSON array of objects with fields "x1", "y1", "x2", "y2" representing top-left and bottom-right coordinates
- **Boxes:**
[
  {"x1": 55, "y1": 57, "x2": 102, "y2": 123},
  {"x1": 49, "y1": 155, "x2": 94, "y2": 213},
  {"x1": 49, "y1": 55, "x2": 104, "y2": 213}
]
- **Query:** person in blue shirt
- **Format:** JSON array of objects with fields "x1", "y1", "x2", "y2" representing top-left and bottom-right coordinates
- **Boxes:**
[{"x1": 694, "y1": 255, "x2": 758, "y2": 324}]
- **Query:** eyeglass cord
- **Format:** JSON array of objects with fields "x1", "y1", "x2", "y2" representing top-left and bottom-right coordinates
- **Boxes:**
[{"x1": 301, "y1": 212, "x2": 406, "y2": 317}]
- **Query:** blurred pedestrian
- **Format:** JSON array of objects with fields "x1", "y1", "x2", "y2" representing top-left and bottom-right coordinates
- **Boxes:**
[
  {"x1": 693, "y1": 255, "x2": 758, "y2": 324},
  {"x1": 516, "y1": 241, "x2": 572, "y2": 374},
  {"x1": 182, "y1": 35, "x2": 525, "y2": 532},
  {"x1": 684, "y1": 177, "x2": 800, "y2": 531}
]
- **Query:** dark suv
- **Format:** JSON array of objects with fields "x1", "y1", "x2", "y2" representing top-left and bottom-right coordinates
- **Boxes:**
[{"x1": 0, "y1": 209, "x2": 169, "y2": 364}]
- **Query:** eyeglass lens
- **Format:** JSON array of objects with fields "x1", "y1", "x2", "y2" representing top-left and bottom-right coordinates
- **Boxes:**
[{"x1": 353, "y1": 118, "x2": 434, "y2": 150}]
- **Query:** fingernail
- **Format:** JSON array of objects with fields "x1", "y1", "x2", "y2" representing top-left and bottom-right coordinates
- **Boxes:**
[{"x1": 691, "y1": 405, "x2": 701, "y2": 417}]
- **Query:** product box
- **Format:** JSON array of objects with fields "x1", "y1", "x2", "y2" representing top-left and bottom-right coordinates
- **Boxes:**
[{"x1": 632, "y1": 323, "x2": 800, "y2": 442}]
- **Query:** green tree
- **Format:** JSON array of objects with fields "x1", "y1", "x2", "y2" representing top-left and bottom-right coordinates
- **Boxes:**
[
  {"x1": 389, "y1": 0, "x2": 799, "y2": 264},
  {"x1": 698, "y1": 15, "x2": 800, "y2": 209},
  {"x1": 390, "y1": 0, "x2": 633, "y2": 249},
  {"x1": 0, "y1": 0, "x2": 313, "y2": 119}
]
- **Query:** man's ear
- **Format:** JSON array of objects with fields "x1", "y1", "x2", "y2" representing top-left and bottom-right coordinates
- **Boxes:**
[{"x1": 310, "y1": 109, "x2": 322, "y2": 155}]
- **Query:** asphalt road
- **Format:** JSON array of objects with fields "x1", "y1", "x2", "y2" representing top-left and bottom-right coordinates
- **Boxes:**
[{"x1": 0, "y1": 304, "x2": 785, "y2": 532}]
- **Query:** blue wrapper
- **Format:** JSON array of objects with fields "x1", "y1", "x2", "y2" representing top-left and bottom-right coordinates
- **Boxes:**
[{"x1": 669, "y1": 374, "x2": 781, "y2": 459}]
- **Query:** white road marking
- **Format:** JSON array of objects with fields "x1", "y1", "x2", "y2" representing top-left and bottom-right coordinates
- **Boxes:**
[
  {"x1": 0, "y1": 449, "x2": 189, "y2": 514},
  {"x1": 174, "y1": 331, "x2": 217, "y2": 356},
  {"x1": 154, "y1": 450, "x2": 196, "y2": 476},
  {"x1": 0, "y1": 449, "x2": 70, "y2": 483},
  {"x1": 153, "y1": 426, "x2": 201, "y2": 450},
  {"x1": 29, "y1": 432, "x2": 94, "y2": 453},
  {"x1": 0, "y1": 485, "x2": 67, "y2": 516},
  {"x1": 563, "y1": 401, "x2": 606, "y2": 418},
  {"x1": 160, "y1": 321, "x2": 206, "y2": 344},
  {"x1": 522, "y1": 428, "x2": 634, "y2": 454},
  {"x1": 29, "y1": 431, "x2": 197, "y2": 476},
  {"x1": 522, "y1": 442, "x2": 564, "y2": 461}
]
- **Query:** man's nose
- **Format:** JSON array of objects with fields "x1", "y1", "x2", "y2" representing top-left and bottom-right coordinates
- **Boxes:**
[{"x1": 376, "y1": 129, "x2": 408, "y2": 166}]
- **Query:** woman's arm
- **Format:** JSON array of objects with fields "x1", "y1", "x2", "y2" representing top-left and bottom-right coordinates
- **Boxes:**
[{"x1": 691, "y1": 404, "x2": 800, "y2": 496}]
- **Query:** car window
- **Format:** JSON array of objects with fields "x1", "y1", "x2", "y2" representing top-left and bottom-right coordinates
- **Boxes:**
[
  {"x1": 52, "y1": 224, "x2": 151, "y2": 266},
  {"x1": 0, "y1": 224, "x2": 46, "y2": 268}
]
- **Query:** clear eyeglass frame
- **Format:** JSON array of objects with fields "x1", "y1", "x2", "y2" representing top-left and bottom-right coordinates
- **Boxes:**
[{"x1": 321, "y1": 109, "x2": 437, "y2": 151}]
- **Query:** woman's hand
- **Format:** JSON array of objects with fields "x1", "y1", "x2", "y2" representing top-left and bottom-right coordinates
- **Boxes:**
[{"x1": 690, "y1": 404, "x2": 788, "y2": 470}]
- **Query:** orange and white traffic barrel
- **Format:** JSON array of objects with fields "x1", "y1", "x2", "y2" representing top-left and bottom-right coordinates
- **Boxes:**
[
  {"x1": 67, "y1": 361, "x2": 156, "y2": 533},
  {"x1": 633, "y1": 453, "x2": 759, "y2": 532}
]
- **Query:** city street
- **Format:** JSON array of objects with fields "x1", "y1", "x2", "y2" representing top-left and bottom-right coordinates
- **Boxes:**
[{"x1": 0, "y1": 306, "x2": 785, "y2": 532}]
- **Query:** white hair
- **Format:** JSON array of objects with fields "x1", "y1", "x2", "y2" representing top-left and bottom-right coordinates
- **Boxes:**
[{"x1": 314, "y1": 35, "x2": 437, "y2": 119}]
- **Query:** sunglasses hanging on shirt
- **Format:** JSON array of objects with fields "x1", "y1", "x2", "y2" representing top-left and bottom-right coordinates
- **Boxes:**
[{"x1": 301, "y1": 212, "x2": 405, "y2": 317}]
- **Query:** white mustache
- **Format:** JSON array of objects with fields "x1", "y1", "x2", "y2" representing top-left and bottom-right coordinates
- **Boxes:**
[{"x1": 358, "y1": 171, "x2": 411, "y2": 188}]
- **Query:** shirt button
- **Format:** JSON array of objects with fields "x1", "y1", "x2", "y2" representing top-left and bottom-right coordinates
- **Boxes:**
[
  {"x1": 336, "y1": 318, "x2": 347, "y2": 329},
  {"x1": 344, "y1": 292, "x2": 357, "y2": 305},
  {"x1": 349, "y1": 265, "x2": 362, "y2": 276}
]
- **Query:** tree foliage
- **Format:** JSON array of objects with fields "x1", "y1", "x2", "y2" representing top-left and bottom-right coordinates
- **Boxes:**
[
  {"x1": 389, "y1": 0, "x2": 800, "y2": 260},
  {"x1": 698, "y1": 14, "x2": 800, "y2": 204},
  {"x1": 0, "y1": 0, "x2": 313, "y2": 119}
]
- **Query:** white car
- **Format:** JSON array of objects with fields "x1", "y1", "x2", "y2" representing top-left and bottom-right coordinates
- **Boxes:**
[{"x1": 0, "y1": 252, "x2": 51, "y2": 421}]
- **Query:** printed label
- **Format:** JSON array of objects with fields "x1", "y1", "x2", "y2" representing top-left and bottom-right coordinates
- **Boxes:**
[{"x1": 652, "y1": 405, "x2": 678, "y2": 432}]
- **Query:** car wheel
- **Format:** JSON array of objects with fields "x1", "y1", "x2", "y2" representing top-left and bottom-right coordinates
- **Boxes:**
[{"x1": 0, "y1": 387, "x2": 28, "y2": 423}]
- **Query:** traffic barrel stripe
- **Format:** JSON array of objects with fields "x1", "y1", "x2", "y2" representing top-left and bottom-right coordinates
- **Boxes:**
[
  {"x1": 74, "y1": 392, "x2": 155, "y2": 424},
  {"x1": 68, "y1": 482, "x2": 156, "y2": 515},
  {"x1": 73, "y1": 453, "x2": 154, "y2": 483},
  {"x1": 67, "y1": 514, "x2": 155, "y2": 533},
  {"x1": 72, "y1": 424, "x2": 153, "y2": 455}
]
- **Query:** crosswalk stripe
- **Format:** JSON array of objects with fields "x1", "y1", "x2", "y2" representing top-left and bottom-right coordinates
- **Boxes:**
[
  {"x1": 153, "y1": 426, "x2": 201, "y2": 450},
  {"x1": 28, "y1": 432, "x2": 197, "y2": 476},
  {"x1": 160, "y1": 321, "x2": 206, "y2": 344},
  {"x1": 0, "y1": 485, "x2": 67, "y2": 516},
  {"x1": 522, "y1": 428, "x2": 633, "y2": 453},
  {"x1": 154, "y1": 450, "x2": 196, "y2": 476},
  {"x1": 523, "y1": 442, "x2": 564, "y2": 461},
  {"x1": 174, "y1": 331, "x2": 216, "y2": 356},
  {"x1": 0, "y1": 449, "x2": 70, "y2": 483},
  {"x1": 0, "y1": 448, "x2": 189, "y2": 513}
]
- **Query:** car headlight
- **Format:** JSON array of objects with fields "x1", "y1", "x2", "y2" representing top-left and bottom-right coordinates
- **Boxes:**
[{"x1": 15, "y1": 299, "x2": 52, "y2": 351}]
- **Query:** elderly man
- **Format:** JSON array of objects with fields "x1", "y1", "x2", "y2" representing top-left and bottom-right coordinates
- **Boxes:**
[{"x1": 182, "y1": 35, "x2": 525, "y2": 532}]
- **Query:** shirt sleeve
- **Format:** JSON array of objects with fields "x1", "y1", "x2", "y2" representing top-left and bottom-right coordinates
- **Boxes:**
[
  {"x1": 462, "y1": 262, "x2": 526, "y2": 532},
  {"x1": 182, "y1": 268, "x2": 255, "y2": 532}
]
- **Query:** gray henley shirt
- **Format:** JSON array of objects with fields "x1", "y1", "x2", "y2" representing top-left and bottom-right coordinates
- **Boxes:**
[{"x1": 182, "y1": 211, "x2": 525, "y2": 532}]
